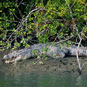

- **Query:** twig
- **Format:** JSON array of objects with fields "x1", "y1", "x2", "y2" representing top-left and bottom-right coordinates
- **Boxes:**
[
  {"x1": 56, "y1": 35, "x2": 74, "y2": 44},
  {"x1": 71, "y1": 0, "x2": 76, "y2": 8},
  {"x1": 76, "y1": 37, "x2": 82, "y2": 71}
]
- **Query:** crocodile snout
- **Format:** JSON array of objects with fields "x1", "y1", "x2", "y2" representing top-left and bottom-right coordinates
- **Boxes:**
[{"x1": 3, "y1": 55, "x2": 9, "y2": 60}]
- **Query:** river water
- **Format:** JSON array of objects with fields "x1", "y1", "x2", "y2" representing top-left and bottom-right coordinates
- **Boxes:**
[
  {"x1": 1, "y1": 49, "x2": 87, "y2": 87},
  {"x1": 0, "y1": 72, "x2": 87, "y2": 87}
]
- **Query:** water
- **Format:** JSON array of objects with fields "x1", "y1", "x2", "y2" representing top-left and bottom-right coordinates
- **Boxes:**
[
  {"x1": 0, "y1": 50, "x2": 87, "y2": 87},
  {"x1": 0, "y1": 72, "x2": 87, "y2": 87}
]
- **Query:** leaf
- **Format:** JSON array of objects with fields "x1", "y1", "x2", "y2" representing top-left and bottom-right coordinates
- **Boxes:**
[
  {"x1": 14, "y1": 42, "x2": 20, "y2": 47},
  {"x1": 32, "y1": 49, "x2": 39, "y2": 55},
  {"x1": 0, "y1": 10, "x2": 2, "y2": 12}
]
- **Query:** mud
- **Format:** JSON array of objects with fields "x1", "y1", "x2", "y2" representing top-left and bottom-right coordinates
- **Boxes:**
[{"x1": 0, "y1": 56, "x2": 87, "y2": 74}]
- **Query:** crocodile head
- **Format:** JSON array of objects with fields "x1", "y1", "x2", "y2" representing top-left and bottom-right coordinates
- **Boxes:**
[
  {"x1": 3, "y1": 55, "x2": 18, "y2": 64},
  {"x1": 3, "y1": 51, "x2": 18, "y2": 59},
  {"x1": 3, "y1": 51, "x2": 21, "y2": 64}
]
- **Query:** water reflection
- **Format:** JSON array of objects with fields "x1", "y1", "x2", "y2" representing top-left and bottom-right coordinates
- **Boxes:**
[{"x1": 0, "y1": 72, "x2": 87, "y2": 87}]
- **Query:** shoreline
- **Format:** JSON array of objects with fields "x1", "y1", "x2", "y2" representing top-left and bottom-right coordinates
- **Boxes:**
[{"x1": 0, "y1": 57, "x2": 87, "y2": 74}]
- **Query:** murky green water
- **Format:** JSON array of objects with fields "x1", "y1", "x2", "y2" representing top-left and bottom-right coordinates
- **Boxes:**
[{"x1": 0, "y1": 72, "x2": 87, "y2": 87}]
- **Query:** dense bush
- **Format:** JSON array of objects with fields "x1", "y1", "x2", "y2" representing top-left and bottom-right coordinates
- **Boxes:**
[{"x1": 0, "y1": 0, "x2": 87, "y2": 50}]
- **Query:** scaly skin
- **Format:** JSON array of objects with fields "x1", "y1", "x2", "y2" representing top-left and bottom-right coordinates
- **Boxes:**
[
  {"x1": 3, "y1": 43, "x2": 87, "y2": 64},
  {"x1": 3, "y1": 44, "x2": 65, "y2": 64}
]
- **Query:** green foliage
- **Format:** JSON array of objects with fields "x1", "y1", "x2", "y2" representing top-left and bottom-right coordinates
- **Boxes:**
[
  {"x1": 32, "y1": 49, "x2": 39, "y2": 55},
  {"x1": 0, "y1": 0, "x2": 87, "y2": 50},
  {"x1": 40, "y1": 54, "x2": 48, "y2": 60},
  {"x1": 42, "y1": 46, "x2": 50, "y2": 53}
]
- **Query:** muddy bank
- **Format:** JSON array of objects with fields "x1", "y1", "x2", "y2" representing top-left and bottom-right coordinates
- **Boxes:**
[{"x1": 0, "y1": 57, "x2": 87, "y2": 74}]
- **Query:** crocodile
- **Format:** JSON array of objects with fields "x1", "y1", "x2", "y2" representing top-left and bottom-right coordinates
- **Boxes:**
[{"x1": 3, "y1": 43, "x2": 87, "y2": 64}]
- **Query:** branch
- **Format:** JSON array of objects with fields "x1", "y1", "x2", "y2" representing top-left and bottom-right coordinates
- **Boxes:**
[
  {"x1": 56, "y1": 35, "x2": 74, "y2": 44},
  {"x1": 5, "y1": 8, "x2": 45, "y2": 47},
  {"x1": 65, "y1": 0, "x2": 82, "y2": 74}
]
